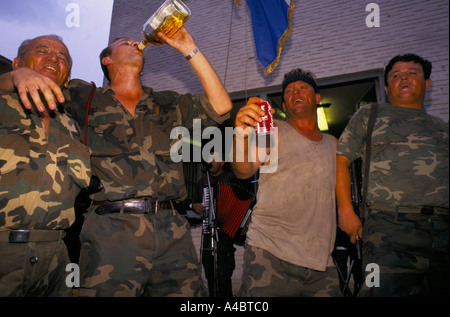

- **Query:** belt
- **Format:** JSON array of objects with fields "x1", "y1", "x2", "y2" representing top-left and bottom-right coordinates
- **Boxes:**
[
  {"x1": 369, "y1": 203, "x2": 449, "y2": 216},
  {"x1": 93, "y1": 198, "x2": 172, "y2": 215},
  {"x1": 0, "y1": 230, "x2": 65, "y2": 243}
]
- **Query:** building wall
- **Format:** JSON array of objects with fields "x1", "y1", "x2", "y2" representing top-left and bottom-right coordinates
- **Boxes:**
[{"x1": 109, "y1": 0, "x2": 449, "y2": 122}]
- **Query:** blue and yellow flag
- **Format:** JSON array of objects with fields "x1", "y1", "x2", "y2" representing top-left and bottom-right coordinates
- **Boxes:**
[{"x1": 246, "y1": 0, "x2": 294, "y2": 74}]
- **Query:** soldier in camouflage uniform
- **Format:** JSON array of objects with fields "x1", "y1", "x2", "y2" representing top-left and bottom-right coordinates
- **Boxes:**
[
  {"x1": 64, "y1": 29, "x2": 231, "y2": 297},
  {"x1": 0, "y1": 35, "x2": 91, "y2": 296},
  {"x1": 0, "y1": 30, "x2": 231, "y2": 297},
  {"x1": 336, "y1": 54, "x2": 449, "y2": 296}
]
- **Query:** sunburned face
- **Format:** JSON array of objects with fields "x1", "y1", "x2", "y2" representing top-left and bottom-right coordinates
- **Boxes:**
[
  {"x1": 385, "y1": 61, "x2": 431, "y2": 108},
  {"x1": 13, "y1": 36, "x2": 71, "y2": 88},
  {"x1": 282, "y1": 81, "x2": 321, "y2": 119},
  {"x1": 108, "y1": 38, "x2": 144, "y2": 66}
]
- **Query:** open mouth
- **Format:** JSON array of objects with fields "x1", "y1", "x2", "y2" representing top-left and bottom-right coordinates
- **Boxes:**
[
  {"x1": 43, "y1": 65, "x2": 57, "y2": 73},
  {"x1": 400, "y1": 81, "x2": 412, "y2": 89}
]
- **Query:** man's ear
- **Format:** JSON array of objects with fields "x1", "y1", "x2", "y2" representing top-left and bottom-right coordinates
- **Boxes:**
[
  {"x1": 63, "y1": 75, "x2": 71, "y2": 88},
  {"x1": 102, "y1": 56, "x2": 112, "y2": 66},
  {"x1": 12, "y1": 57, "x2": 21, "y2": 70},
  {"x1": 315, "y1": 93, "x2": 322, "y2": 105},
  {"x1": 425, "y1": 78, "x2": 432, "y2": 91}
]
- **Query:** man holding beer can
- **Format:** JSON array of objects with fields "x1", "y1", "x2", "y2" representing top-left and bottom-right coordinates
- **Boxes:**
[{"x1": 232, "y1": 68, "x2": 341, "y2": 297}]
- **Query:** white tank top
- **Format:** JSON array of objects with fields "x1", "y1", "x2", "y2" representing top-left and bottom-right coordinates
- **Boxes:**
[{"x1": 247, "y1": 120, "x2": 337, "y2": 271}]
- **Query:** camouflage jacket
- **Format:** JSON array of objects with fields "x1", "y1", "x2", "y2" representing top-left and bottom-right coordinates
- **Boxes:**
[
  {"x1": 0, "y1": 91, "x2": 91, "y2": 231},
  {"x1": 337, "y1": 103, "x2": 449, "y2": 208},
  {"x1": 65, "y1": 80, "x2": 229, "y2": 202}
]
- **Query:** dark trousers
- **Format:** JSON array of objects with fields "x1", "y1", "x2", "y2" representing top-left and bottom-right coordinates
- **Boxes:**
[
  {"x1": 359, "y1": 210, "x2": 449, "y2": 297},
  {"x1": 202, "y1": 231, "x2": 235, "y2": 297}
]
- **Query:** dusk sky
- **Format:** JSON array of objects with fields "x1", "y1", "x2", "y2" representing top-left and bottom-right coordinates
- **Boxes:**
[{"x1": 0, "y1": 0, "x2": 114, "y2": 86}]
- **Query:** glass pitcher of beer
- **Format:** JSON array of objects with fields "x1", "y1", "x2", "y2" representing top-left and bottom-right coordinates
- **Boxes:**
[{"x1": 138, "y1": 0, "x2": 191, "y2": 50}]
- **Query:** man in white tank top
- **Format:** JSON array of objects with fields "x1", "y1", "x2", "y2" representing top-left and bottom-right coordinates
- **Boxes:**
[{"x1": 232, "y1": 69, "x2": 341, "y2": 296}]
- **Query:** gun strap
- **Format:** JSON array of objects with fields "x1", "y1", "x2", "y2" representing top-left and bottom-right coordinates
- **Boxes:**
[
  {"x1": 361, "y1": 103, "x2": 378, "y2": 223},
  {"x1": 83, "y1": 81, "x2": 96, "y2": 144}
]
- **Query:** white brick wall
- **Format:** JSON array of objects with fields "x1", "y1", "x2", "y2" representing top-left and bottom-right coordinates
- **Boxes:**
[{"x1": 110, "y1": 0, "x2": 449, "y2": 121}]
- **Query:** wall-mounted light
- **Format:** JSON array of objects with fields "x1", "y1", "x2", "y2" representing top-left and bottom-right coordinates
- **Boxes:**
[{"x1": 317, "y1": 103, "x2": 331, "y2": 131}]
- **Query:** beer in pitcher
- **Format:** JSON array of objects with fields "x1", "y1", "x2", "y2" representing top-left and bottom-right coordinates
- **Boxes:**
[{"x1": 138, "y1": 0, "x2": 191, "y2": 50}]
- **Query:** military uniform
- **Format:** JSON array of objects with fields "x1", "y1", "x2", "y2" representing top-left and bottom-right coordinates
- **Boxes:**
[
  {"x1": 337, "y1": 102, "x2": 449, "y2": 296},
  {"x1": 0, "y1": 90, "x2": 91, "y2": 296},
  {"x1": 65, "y1": 80, "x2": 229, "y2": 296}
]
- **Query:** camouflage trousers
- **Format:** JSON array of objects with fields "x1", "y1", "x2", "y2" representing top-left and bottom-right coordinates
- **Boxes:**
[
  {"x1": 359, "y1": 209, "x2": 449, "y2": 297},
  {"x1": 0, "y1": 239, "x2": 72, "y2": 297},
  {"x1": 239, "y1": 245, "x2": 341, "y2": 297},
  {"x1": 77, "y1": 207, "x2": 206, "y2": 297}
]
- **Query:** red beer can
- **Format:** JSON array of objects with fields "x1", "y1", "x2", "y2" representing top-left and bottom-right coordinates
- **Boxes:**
[{"x1": 255, "y1": 101, "x2": 274, "y2": 135}]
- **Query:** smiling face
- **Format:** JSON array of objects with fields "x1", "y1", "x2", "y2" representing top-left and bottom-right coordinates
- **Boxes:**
[
  {"x1": 13, "y1": 36, "x2": 72, "y2": 88},
  {"x1": 282, "y1": 80, "x2": 321, "y2": 119},
  {"x1": 385, "y1": 61, "x2": 431, "y2": 109}
]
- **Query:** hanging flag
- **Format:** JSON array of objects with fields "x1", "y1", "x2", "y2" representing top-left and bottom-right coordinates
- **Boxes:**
[{"x1": 246, "y1": 0, "x2": 294, "y2": 74}]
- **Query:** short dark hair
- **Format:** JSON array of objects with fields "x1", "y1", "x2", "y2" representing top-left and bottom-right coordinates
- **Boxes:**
[
  {"x1": 100, "y1": 43, "x2": 113, "y2": 82},
  {"x1": 281, "y1": 68, "x2": 319, "y2": 101},
  {"x1": 99, "y1": 37, "x2": 130, "y2": 82},
  {"x1": 384, "y1": 53, "x2": 432, "y2": 86}
]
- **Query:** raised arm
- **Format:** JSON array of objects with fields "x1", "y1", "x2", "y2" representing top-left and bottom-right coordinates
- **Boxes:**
[
  {"x1": 231, "y1": 97, "x2": 271, "y2": 179},
  {"x1": 159, "y1": 27, "x2": 232, "y2": 116}
]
